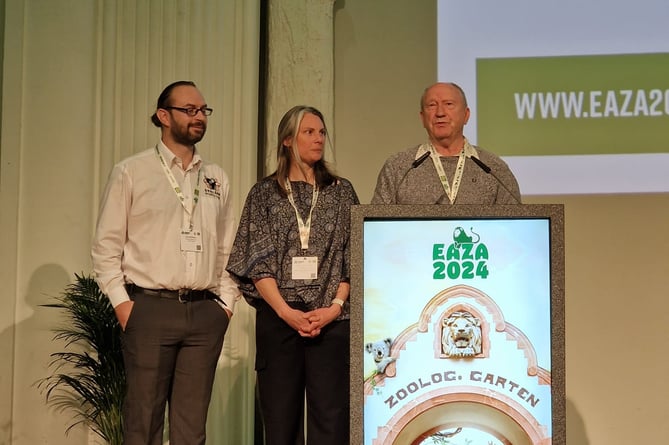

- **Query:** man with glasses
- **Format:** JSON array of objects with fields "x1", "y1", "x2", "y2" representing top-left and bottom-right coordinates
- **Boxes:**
[{"x1": 92, "y1": 80, "x2": 240, "y2": 445}]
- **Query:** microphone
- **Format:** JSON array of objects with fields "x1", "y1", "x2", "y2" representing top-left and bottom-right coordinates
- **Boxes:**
[
  {"x1": 392, "y1": 151, "x2": 431, "y2": 203},
  {"x1": 412, "y1": 151, "x2": 431, "y2": 168},
  {"x1": 468, "y1": 155, "x2": 491, "y2": 173},
  {"x1": 468, "y1": 155, "x2": 521, "y2": 204}
]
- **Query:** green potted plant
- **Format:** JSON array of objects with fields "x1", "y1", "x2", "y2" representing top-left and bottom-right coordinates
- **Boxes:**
[{"x1": 39, "y1": 273, "x2": 125, "y2": 445}]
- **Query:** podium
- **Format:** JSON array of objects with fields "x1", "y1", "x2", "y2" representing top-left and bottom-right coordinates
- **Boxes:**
[{"x1": 349, "y1": 204, "x2": 565, "y2": 445}]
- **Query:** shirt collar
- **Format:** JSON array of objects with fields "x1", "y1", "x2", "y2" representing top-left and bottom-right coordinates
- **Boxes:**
[
  {"x1": 416, "y1": 138, "x2": 478, "y2": 159},
  {"x1": 157, "y1": 140, "x2": 202, "y2": 169}
]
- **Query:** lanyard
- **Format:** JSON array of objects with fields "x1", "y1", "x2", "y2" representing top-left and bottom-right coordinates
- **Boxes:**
[
  {"x1": 155, "y1": 145, "x2": 201, "y2": 229},
  {"x1": 427, "y1": 142, "x2": 468, "y2": 204},
  {"x1": 285, "y1": 180, "x2": 319, "y2": 250}
]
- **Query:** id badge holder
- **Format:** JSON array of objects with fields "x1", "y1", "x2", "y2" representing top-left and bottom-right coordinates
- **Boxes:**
[
  {"x1": 292, "y1": 256, "x2": 318, "y2": 280},
  {"x1": 180, "y1": 229, "x2": 203, "y2": 252}
]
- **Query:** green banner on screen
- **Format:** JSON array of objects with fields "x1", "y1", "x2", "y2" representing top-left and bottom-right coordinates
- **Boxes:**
[{"x1": 477, "y1": 53, "x2": 669, "y2": 156}]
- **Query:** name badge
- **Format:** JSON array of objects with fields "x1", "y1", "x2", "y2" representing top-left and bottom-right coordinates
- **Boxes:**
[
  {"x1": 180, "y1": 229, "x2": 203, "y2": 252},
  {"x1": 292, "y1": 256, "x2": 318, "y2": 280}
]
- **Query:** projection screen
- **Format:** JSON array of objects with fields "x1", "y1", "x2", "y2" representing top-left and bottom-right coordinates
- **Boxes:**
[{"x1": 437, "y1": 0, "x2": 669, "y2": 195}]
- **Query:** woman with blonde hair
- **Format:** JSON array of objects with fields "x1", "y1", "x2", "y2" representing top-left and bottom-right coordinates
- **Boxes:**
[{"x1": 227, "y1": 105, "x2": 359, "y2": 445}]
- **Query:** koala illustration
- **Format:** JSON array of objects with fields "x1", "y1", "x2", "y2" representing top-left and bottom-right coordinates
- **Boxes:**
[{"x1": 365, "y1": 338, "x2": 395, "y2": 374}]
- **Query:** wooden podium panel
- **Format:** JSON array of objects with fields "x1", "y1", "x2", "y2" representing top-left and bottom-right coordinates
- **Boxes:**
[{"x1": 350, "y1": 204, "x2": 565, "y2": 445}]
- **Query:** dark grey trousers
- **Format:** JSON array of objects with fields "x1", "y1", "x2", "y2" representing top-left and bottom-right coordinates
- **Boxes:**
[{"x1": 121, "y1": 290, "x2": 230, "y2": 445}]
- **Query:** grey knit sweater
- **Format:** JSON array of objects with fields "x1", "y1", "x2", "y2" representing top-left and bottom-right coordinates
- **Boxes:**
[{"x1": 371, "y1": 144, "x2": 521, "y2": 205}]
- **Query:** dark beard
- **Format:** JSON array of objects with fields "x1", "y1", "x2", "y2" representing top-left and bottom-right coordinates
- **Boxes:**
[{"x1": 172, "y1": 124, "x2": 205, "y2": 146}]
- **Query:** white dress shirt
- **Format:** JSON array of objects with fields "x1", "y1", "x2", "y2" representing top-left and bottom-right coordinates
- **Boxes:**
[{"x1": 91, "y1": 141, "x2": 240, "y2": 311}]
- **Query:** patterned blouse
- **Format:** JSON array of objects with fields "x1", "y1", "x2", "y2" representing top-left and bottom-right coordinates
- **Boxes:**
[{"x1": 226, "y1": 176, "x2": 359, "y2": 319}]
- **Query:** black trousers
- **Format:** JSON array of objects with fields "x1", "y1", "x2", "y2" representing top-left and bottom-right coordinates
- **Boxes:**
[
  {"x1": 255, "y1": 301, "x2": 350, "y2": 445},
  {"x1": 121, "y1": 290, "x2": 230, "y2": 445}
]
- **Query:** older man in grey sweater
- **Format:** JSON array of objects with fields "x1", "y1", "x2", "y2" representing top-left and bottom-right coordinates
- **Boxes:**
[{"x1": 372, "y1": 82, "x2": 521, "y2": 205}]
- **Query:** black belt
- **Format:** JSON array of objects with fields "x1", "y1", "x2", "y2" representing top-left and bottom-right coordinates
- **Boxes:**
[{"x1": 127, "y1": 284, "x2": 218, "y2": 303}]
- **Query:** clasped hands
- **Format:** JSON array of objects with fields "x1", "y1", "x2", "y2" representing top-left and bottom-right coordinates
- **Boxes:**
[{"x1": 282, "y1": 305, "x2": 341, "y2": 338}]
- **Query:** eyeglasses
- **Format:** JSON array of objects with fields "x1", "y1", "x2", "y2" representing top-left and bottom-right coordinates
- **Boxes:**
[{"x1": 164, "y1": 106, "x2": 213, "y2": 117}]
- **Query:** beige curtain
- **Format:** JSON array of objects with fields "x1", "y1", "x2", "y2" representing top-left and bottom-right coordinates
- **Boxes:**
[{"x1": 0, "y1": 0, "x2": 259, "y2": 443}]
